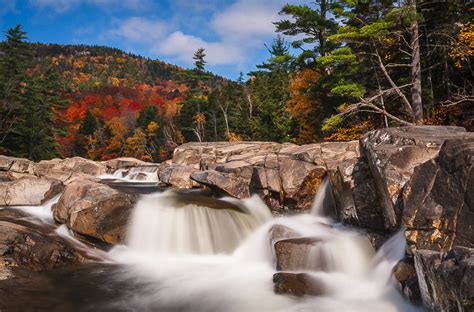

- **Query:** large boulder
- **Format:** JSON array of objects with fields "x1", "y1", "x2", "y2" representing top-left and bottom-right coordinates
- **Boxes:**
[
  {"x1": 157, "y1": 163, "x2": 199, "y2": 189},
  {"x1": 191, "y1": 170, "x2": 250, "y2": 198},
  {"x1": 34, "y1": 157, "x2": 107, "y2": 181},
  {"x1": 0, "y1": 209, "x2": 88, "y2": 272},
  {"x1": 402, "y1": 139, "x2": 474, "y2": 252},
  {"x1": 0, "y1": 176, "x2": 63, "y2": 206},
  {"x1": 414, "y1": 247, "x2": 474, "y2": 312},
  {"x1": 52, "y1": 180, "x2": 138, "y2": 246},
  {"x1": 360, "y1": 126, "x2": 471, "y2": 230},
  {"x1": 273, "y1": 272, "x2": 325, "y2": 297}
]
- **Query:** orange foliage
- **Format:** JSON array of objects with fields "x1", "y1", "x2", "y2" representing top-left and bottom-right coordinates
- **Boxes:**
[{"x1": 287, "y1": 68, "x2": 321, "y2": 143}]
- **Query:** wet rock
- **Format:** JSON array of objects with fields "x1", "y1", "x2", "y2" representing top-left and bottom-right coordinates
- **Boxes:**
[
  {"x1": 157, "y1": 164, "x2": 199, "y2": 189},
  {"x1": 273, "y1": 272, "x2": 325, "y2": 297},
  {"x1": 0, "y1": 176, "x2": 63, "y2": 206},
  {"x1": 52, "y1": 179, "x2": 138, "y2": 246},
  {"x1": 191, "y1": 170, "x2": 250, "y2": 199},
  {"x1": 414, "y1": 247, "x2": 474, "y2": 312},
  {"x1": 393, "y1": 258, "x2": 421, "y2": 304},
  {"x1": 360, "y1": 126, "x2": 471, "y2": 230},
  {"x1": 274, "y1": 237, "x2": 325, "y2": 271},
  {"x1": 402, "y1": 138, "x2": 474, "y2": 252},
  {"x1": 0, "y1": 209, "x2": 88, "y2": 272}
]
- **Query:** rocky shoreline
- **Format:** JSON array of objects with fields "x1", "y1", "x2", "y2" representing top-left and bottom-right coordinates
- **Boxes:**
[{"x1": 1, "y1": 125, "x2": 473, "y2": 311}]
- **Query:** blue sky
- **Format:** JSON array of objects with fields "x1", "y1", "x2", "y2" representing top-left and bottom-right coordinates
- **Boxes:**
[{"x1": 0, "y1": 0, "x2": 303, "y2": 80}]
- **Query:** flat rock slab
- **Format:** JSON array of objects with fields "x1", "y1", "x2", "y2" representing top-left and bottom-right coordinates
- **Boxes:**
[{"x1": 0, "y1": 176, "x2": 63, "y2": 206}]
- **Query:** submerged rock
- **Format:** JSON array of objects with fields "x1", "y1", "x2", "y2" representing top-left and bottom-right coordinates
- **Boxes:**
[
  {"x1": 268, "y1": 224, "x2": 300, "y2": 248},
  {"x1": 273, "y1": 272, "x2": 325, "y2": 297},
  {"x1": 53, "y1": 179, "x2": 138, "y2": 246},
  {"x1": 0, "y1": 176, "x2": 63, "y2": 206},
  {"x1": 414, "y1": 247, "x2": 474, "y2": 312},
  {"x1": 274, "y1": 237, "x2": 325, "y2": 271},
  {"x1": 0, "y1": 209, "x2": 88, "y2": 272}
]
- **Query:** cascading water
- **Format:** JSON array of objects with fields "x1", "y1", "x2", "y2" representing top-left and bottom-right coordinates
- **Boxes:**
[
  {"x1": 4, "y1": 166, "x2": 418, "y2": 311},
  {"x1": 126, "y1": 190, "x2": 272, "y2": 254},
  {"x1": 107, "y1": 174, "x2": 420, "y2": 312},
  {"x1": 100, "y1": 166, "x2": 159, "y2": 183}
]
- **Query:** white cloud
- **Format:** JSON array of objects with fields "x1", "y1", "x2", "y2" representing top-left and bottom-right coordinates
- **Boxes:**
[
  {"x1": 211, "y1": 0, "x2": 282, "y2": 39},
  {"x1": 157, "y1": 31, "x2": 244, "y2": 66},
  {"x1": 110, "y1": 17, "x2": 167, "y2": 42},
  {"x1": 106, "y1": 0, "x2": 302, "y2": 68}
]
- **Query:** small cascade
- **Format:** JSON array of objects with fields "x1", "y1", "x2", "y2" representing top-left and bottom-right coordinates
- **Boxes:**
[
  {"x1": 311, "y1": 176, "x2": 335, "y2": 217},
  {"x1": 10, "y1": 194, "x2": 61, "y2": 225},
  {"x1": 100, "y1": 166, "x2": 159, "y2": 183},
  {"x1": 126, "y1": 190, "x2": 272, "y2": 254}
]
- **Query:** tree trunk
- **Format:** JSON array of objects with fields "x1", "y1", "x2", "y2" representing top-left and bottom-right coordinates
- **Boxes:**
[{"x1": 409, "y1": 0, "x2": 423, "y2": 124}]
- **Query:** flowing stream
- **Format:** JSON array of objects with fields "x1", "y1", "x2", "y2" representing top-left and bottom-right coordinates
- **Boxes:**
[{"x1": 2, "y1": 170, "x2": 420, "y2": 312}]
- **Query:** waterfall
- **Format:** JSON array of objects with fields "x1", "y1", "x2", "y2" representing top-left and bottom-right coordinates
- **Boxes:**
[
  {"x1": 126, "y1": 190, "x2": 272, "y2": 254},
  {"x1": 106, "y1": 181, "x2": 418, "y2": 312}
]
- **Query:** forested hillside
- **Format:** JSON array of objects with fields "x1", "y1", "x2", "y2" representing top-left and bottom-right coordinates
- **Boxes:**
[{"x1": 0, "y1": 0, "x2": 472, "y2": 162}]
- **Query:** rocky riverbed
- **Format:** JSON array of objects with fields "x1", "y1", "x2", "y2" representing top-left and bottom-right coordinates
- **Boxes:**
[{"x1": 0, "y1": 126, "x2": 473, "y2": 312}]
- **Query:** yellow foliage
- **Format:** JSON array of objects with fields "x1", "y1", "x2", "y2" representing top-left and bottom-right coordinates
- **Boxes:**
[
  {"x1": 124, "y1": 128, "x2": 148, "y2": 160},
  {"x1": 449, "y1": 23, "x2": 474, "y2": 69},
  {"x1": 324, "y1": 121, "x2": 372, "y2": 142},
  {"x1": 146, "y1": 121, "x2": 159, "y2": 137},
  {"x1": 225, "y1": 131, "x2": 242, "y2": 142},
  {"x1": 110, "y1": 77, "x2": 120, "y2": 87},
  {"x1": 192, "y1": 112, "x2": 206, "y2": 124}
]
